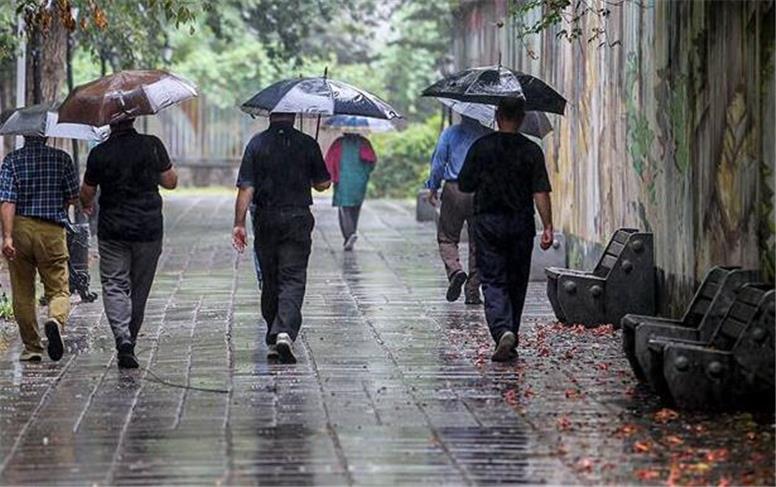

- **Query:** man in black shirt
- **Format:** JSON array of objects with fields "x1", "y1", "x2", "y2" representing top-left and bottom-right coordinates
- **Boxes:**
[
  {"x1": 233, "y1": 113, "x2": 331, "y2": 364},
  {"x1": 80, "y1": 118, "x2": 178, "y2": 368},
  {"x1": 459, "y1": 98, "x2": 554, "y2": 362}
]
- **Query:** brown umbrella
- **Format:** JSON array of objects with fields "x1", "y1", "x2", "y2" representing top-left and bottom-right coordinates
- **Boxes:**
[{"x1": 58, "y1": 69, "x2": 197, "y2": 126}]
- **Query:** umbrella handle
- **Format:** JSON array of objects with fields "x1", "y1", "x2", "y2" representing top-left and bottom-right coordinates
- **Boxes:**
[{"x1": 315, "y1": 66, "x2": 328, "y2": 140}]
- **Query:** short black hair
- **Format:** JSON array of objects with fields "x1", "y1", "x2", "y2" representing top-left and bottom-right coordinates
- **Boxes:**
[{"x1": 496, "y1": 97, "x2": 526, "y2": 121}]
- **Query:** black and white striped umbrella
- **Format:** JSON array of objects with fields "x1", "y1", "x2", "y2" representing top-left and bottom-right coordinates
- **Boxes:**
[{"x1": 241, "y1": 77, "x2": 402, "y2": 120}]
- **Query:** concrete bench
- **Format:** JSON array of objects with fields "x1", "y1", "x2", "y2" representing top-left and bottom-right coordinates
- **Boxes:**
[
  {"x1": 622, "y1": 266, "x2": 756, "y2": 381},
  {"x1": 629, "y1": 268, "x2": 759, "y2": 391},
  {"x1": 661, "y1": 285, "x2": 774, "y2": 410},
  {"x1": 545, "y1": 228, "x2": 654, "y2": 327}
]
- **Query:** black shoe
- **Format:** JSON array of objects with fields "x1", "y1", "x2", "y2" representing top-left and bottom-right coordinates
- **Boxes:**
[
  {"x1": 492, "y1": 331, "x2": 517, "y2": 362},
  {"x1": 117, "y1": 342, "x2": 139, "y2": 369},
  {"x1": 44, "y1": 319, "x2": 64, "y2": 361},
  {"x1": 275, "y1": 333, "x2": 297, "y2": 364},
  {"x1": 446, "y1": 270, "x2": 468, "y2": 302}
]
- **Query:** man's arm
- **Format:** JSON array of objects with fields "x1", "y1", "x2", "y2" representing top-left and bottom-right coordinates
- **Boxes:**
[
  {"x1": 160, "y1": 167, "x2": 178, "y2": 189},
  {"x1": 534, "y1": 192, "x2": 554, "y2": 250},
  {"x1": 310, "y1": 141, "x2": 332, "y2": 192},
  {"x1": 426, "y1": 130, "x2": 449, "y2": 205},
  {"x1": 530, "y1": 144, "x2": 554, "y2": 250},
  {"x1": 1, "y1": 202, "x2": 16, "y2": 260},
  {"x1": 232, "y1": 186, "x2": 254, "y2": 252},
  {"x1": 79, "y1": 183, "x2": 97, "y2": 216}
]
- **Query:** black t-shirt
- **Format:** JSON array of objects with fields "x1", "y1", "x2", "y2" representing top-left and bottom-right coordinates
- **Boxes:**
[
  {"x1": 236, "y1": 122, "x2": 330, "y2": 209},
  {"x1": 84, "y1": 128, "x2": 171, "y2": 241},
  {"x1": 459, "y1": 132, "x2": 551, "y2": 216}
]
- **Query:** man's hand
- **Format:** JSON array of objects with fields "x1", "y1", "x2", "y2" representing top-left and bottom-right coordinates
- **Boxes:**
[
  {"x1": 2, "y1": 236, "x2": 15, "y2": 260},
  {"x1": 540, "y1": 226, "x2": 554, "y2": 251},
  {"x1": 82, "y1": 203, "x2": 94, "y2": 217},
  {"x1": 426, "y1": 189, "x2": 439, "y2": 207},
  {"x1": 232, "y1": 225, "x2": 247, "y2": 253}
]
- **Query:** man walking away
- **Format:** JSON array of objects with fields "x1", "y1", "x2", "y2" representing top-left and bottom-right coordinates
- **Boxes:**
[
  {"x1": 325, "y1": 132, "x2": 377, "y2": 251},
  {"x1": 459, "y1": 99, "x2": 554, "y2": 362},
  {"x1": 0, "y1": 136, "x2": 79, "y2": 362},
  {"x1": 426, "y1": 115, "x2": 491, "y2": 304},
  {"x1": 80, "y1": 118, "x2": 177, "y2": 369},
  {"x1": 232, "y1": 112, "x2": 331, "y2": 364}
]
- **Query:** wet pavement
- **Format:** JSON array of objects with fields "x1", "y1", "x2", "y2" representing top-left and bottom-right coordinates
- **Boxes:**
[{"x1": 0, "y1": 194, "x2": 773, "y2": 486}]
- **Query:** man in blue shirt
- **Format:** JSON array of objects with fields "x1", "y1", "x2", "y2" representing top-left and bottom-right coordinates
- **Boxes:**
[
  {"x1": 426, "y1": 115, "x2": 491, "y2": 304},
  {"x1": 0, "y1": 136, "x2": 79, "y2": 362}
]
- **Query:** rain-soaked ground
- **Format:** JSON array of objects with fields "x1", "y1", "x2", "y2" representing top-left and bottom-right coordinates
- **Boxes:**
[{"x1": 0, "y1": 194, "x2": 773, "y2": 486}]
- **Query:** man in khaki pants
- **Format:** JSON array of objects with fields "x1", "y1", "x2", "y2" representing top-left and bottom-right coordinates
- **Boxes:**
[
  {"x1": 0, "y1": 136, "x2": 79, "y2": 362},
  {"x1": 426, "y1": 116, "x2": 492, "y2": 304}
]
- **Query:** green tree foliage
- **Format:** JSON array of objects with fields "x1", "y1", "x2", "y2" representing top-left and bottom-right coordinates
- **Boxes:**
[{"x1": 368, "y1": 116, "x2": 441, "y2": 199}]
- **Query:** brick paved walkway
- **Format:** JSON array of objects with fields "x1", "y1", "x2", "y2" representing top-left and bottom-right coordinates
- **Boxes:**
[{"x1": 0, "y1": 195, "x2": 773, "y2": 485}]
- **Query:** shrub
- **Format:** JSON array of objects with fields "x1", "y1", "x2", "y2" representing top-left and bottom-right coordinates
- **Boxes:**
[{"x1": 368, "y1": 116, "x2": 441, "y2": 199}]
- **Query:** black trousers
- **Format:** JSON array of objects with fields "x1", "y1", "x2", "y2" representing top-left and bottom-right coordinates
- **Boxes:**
[
  {"x1": 254, "y1": 208, "x2": 314, "y2": 345},
  {"x1": 472, "y1": 212, "x2": 534, "y2": 343}
]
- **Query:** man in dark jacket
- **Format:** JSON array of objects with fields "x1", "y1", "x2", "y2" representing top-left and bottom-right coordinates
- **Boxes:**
[
  {"x1": 459, "y1": 98, "x2": 554, "y2": 362},
  {"x1": 80, "y1": 118, "x2": 178, "y2": 368},
  {"x1": 232, "y1": 113, "x2": 331, "y2": 364}
]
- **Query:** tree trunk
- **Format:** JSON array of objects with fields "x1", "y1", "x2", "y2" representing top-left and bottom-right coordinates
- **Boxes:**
[{"x1": 25, "y1": 4, "x2": 68, "y2": 105}]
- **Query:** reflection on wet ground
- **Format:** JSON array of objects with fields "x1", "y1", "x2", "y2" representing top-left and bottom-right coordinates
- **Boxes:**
[{"x1": 0, "y1": 195, "x2": 772, "y2": 485}]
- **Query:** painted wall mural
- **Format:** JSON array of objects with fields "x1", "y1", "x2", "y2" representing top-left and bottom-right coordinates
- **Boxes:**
[{"x1": 453, "y1": 0, "x2": 775, "y2": 313}]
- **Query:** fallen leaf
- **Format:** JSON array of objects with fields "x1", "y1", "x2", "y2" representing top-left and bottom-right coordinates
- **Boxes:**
[
  {"x1": 635, "y1": 468, "x2": 661, "y2": 481},
  {"x1": 634, "y1": 440, "x2": 652, "y2": 453},
  {"x1": 663, "y1": 435, "x2": 684, "y2": 447},
  {"x1": 705, "y1": 448, "x2": 729, "y2": 462},
  {"x1": 557, "y1": 416, "x2": 572, "y2": 431},
  {"x1": 654, "y1": 408, "x2": 680, "y2": 423},
  {"x1": 576, "y1": 458, "x2": 594, "y2": 472}
]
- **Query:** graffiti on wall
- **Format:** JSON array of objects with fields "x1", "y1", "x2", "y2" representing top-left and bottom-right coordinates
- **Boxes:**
[{"x1": 453, "y1": 0, "x2": 775, "y2": 312}]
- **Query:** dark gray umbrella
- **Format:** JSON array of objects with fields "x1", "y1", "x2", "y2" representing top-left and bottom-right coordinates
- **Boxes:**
[
  {"x1": 241, "y1": 77, "x2": 402, "y2": 120},
  {"x1": 422, "y1": 66, "x2": 566, "y2": 115}
]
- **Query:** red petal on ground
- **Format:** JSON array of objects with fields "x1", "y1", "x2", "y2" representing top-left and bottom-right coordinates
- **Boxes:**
[
  {"x1": 718, "y1": 476, "x2": 732, "y2": 487},
  {"x1": 663, "y1": 435, "x2": 684, "y2": 447},
  {"x1": 635, "y1": 468, "x2": 661, "y2": 481},
  {"x1": 654, "y1": 408, "x2": 680, "y2": 423},
  {"x1": 557, "y1": 416, "x2": 572, "y2": 431},
  {"x1": 576, "y1": 458, "x2": 594, "y2": 472},
  {"x1": 705, "y1": 448, "x2": 730, "y2": 462},
  {"x1": 634, "y1": 440, "x2": 653, "y2": 453}
]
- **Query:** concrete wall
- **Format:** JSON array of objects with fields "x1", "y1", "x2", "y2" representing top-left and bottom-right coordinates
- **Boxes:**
[{"x1": 453, "y1": 0, "x2": 775, "y2": 313}]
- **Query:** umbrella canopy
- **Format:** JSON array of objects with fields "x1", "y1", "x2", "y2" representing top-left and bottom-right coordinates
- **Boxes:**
[
  {"x1": 437, "y1": 98, "x2": 553, "y2": 139},
  {"x1": 0, "y1": 103, "x2": 108, "y2": 141},
  {"x1": 422, "y1": 66, "x2": 566, "y2": 115},
  {"x1": 241, "y1": 77, "x2": 402, "y2": 120},
  {"x1": 322, "y1": 115, "x2": 401, "y2": 133},
  {"x1": 58, "y1": 70, "x2": 198, "y2": 126}
]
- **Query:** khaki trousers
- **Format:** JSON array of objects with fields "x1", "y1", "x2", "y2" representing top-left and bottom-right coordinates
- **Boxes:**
[
  {"x1": 437, "y1": 181, "x2": 480, "y2": 298},
  {"x1": 8, "y1": 216, "x2": 70, "y2": 353}
]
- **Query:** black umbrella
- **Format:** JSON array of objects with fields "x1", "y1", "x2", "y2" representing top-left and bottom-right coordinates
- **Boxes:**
[
  {"x1": 241, "y1": 77, "x2": 402, "y2": 120},
  {"x1": 421, "y1": 65, "x2": 566, "y2": 115}
]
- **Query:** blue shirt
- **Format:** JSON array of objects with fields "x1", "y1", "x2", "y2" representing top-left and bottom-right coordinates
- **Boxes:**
[
  {"x1": 426, "y1": 117, "x2": 492, "y2": 190},
  {"x1": 0, "y1": 139, "x2": 79, "y2": 224}
]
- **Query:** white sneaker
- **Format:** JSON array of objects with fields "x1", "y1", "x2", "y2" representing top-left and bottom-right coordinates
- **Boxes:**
[
  {"x1": 275, "y1": 333, "x2": 296, "y2": 364},
  {"x1": 19, "y1": 350, "x2": 42, "y2": 362}
]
